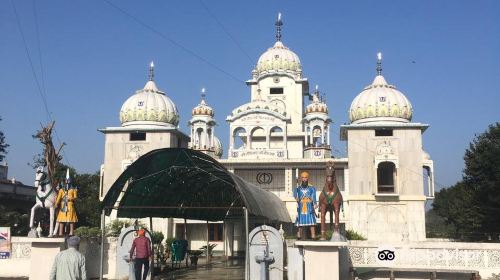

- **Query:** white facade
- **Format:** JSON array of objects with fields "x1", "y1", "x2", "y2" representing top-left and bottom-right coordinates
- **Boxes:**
[
  {"x1": 98, "y1": 18, "x2": 435, "y2": 248},
  {"x1": 340, "y1": 54, "x2": 434, "y2": 241},
  {"x1": 99, "y1": 63, "x2": 189, "y2": 199}
]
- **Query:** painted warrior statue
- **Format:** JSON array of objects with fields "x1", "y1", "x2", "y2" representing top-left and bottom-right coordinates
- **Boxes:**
[
  {"x1": 54, "y1": 169, "x2": 78, "y2": 236},
  {"x1": 294, "y1": 171, "x2": 317, "y2": 239}
]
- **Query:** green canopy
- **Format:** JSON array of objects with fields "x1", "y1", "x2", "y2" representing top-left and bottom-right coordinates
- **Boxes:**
[{"x1": 102, "y1": 148, "x2": 291, "y2": 222}]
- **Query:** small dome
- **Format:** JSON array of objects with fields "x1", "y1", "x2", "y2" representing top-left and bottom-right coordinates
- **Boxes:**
[
  {"x1": 256, "y1": 41, "x2": 301, "y2": 75},
  {"x1": 213, "y1": 136, "x2": 223, "y2": 158},
  {"x1": 349, "y1": 54, "x2": 413, "y2": 124},
  {"x1": 192, "y1": 89, "x2": 214, "y2": 117},
  {"x1": 349, "y1": 75, "x2": 412, "y2": 124},
  {"x1": 119, "y1": 63, "x2": 179, "y2": 128},
  {"x1": 306, "y1": 90, "x2": 328, "y2": 115}
]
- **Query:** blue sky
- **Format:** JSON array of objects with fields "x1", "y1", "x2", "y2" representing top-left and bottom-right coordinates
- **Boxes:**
[{"x1": 1, "y1": 1, "x2": 499, "y2": 191}]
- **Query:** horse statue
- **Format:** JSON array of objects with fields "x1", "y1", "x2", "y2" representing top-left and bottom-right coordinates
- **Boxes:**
[
  {"x1": 318, "y1": 161, "x2": 343, "y2": 240},
  {"x1": 29, "y1": 167, "x2": 57, "y2": 237}
]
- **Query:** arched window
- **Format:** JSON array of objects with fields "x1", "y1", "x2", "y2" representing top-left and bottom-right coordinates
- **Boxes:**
[
  {"x1": 233, "y1": 127, "x2": 246, "y2": 149},
  {"x1": 269, "y1": 126, "x2": 284, "y2": 148},
  {"x1": 377, "y1": 162, "x2": 396, "y2": 193},
  {"x1": 312, "y1": 126, "x2": 322, "y2": 147},
  {"x1": 250, "y1": 127, "x2": 266, "y2": 149},
  {"x1": 423, "y1": 166, "x2": 431, "y2": 196},
  {"x1": 196, "y1": 128, "x2": 204, "y2": 149}
]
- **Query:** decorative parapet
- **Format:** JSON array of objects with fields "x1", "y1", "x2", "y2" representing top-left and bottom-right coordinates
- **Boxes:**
[
  {"x1": 10, "y1": 240, "x2": 31, "y2": 259},
  {"x1": 347, "y1": 241, "x2": 500, "y2": 277}
]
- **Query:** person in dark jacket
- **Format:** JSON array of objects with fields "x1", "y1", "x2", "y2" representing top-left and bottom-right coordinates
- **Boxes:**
[{"x1": 130, "y1": 229, "x2": 152, "y2": 280}]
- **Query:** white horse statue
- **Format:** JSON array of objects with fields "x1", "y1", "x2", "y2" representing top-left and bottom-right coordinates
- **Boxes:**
[{"x1": 29, "y1": 167, "x2": 57, "y2": 237}]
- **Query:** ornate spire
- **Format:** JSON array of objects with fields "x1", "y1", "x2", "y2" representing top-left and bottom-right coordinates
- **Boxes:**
[
  {"x1": 275, "y1": 12, "x2": 283, "y2": 42},
  {"x1": 376, "y1": 52, "x2": 382, "y2": 76},
  {"x1": 313, "y1": 85, "x2": 320, "y2": 102},
  {"x1": 200, "y1": 87, "x2": 206, "y2": 104},
  {"x1": 148, "y1": 61, "x2": 155, "y2": 81}
]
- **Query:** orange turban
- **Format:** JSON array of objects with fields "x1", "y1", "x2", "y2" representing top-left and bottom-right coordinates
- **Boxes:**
[
  {"x1": 138, "y1": 229, "x2": 145, "y2": 236},
  {"x1": 300, "y1": 171, "x2": 309, "y2": 178}
]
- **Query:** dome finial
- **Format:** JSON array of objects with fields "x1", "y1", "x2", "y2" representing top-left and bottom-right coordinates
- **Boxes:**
[
  {"x1": 149, "y1": 61, "x2": 155, "y2": 81},
  {"x1": 376, "y1": 52, "x2": 382, "y2": 76},
  {"x1": 275, "y1": 12, "x2": 283, "y2": 42},
  {"x1": 313, "y1": 85, "x2": 320, "y2": 102},
  {"x1": 201, "y1": 87, "x2": 206, "y2": 104}
]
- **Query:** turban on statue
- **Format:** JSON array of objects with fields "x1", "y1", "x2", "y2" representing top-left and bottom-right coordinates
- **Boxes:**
[{"x1": 300, "y1": 171, "x2": 309, "y2": 178}]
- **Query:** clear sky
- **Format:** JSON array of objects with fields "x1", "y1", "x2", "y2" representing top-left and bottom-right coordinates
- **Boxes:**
[{"x1": 1, "y1": 1, "x2": 499, "y2": 191}]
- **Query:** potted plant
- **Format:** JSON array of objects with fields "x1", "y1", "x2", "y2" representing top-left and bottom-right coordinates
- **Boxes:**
[
  {"x1": 199, "y1": 243, "x2": 217, "y2": 260},
  {"x1": 187, "y1": 250, "x2": 203, "y2": 266}
]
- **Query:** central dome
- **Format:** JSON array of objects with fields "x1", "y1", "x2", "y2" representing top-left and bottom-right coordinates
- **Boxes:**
[{"x1": 256, "y1": 41, "x2": 301, "y2": 74}]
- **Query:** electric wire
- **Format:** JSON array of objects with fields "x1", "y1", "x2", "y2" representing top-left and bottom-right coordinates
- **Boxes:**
[
  {"x1": 102, "y1": 0, "x2": 245, "y2": 84},
  {"x1": 198, "y1": 0, "x2": 253, "y2": 63},
  {"x1": 11, "y1": 0, "x2": 72, "y2": 167}
]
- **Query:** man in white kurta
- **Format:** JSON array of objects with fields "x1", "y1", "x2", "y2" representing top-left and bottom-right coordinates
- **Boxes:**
[{"x1": 50, "y1": 236, "x2": 87, "y2": 280}]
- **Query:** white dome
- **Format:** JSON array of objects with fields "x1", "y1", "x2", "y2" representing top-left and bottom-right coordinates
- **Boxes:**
[
  {"x1": 349, "y1": 75, "x2": 413, "y2": 124},
  {"x1": 305, "y1": 92, "x2": 328, "y2": 115},
  {"x1": 119, "y1": 79, "x2": 179, "y2": 128},
  {"x1": 213, "y1": 136, "x2": 223, "y2": 158},
  {"x1": 255, "y1": 41, "x2": 301, "y2": 75},
  {"x1": 192, "y1": 94, "x2": 214, "y2": 117}
]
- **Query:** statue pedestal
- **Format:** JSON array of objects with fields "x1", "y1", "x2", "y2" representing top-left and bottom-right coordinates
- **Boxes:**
[
  {"x1": 295, "y1": 241, "x2": 347, "y2": 280},
  {"x1": 27, "y1": 238, "x2": 65, "y2": 279}
]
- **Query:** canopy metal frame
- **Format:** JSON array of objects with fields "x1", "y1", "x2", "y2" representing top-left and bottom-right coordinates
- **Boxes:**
[{"x1": 99, "y1": 148, "x2": 291, "y2": 280}]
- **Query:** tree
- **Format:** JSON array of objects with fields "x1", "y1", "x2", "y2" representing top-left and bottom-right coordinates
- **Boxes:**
[
  {"x1": 463, "y1": 122, "x2": 500, "y2": 234},
  {"x1": 432, "y1": 182, "x2": 481, "y2": 240},
  {"x1": 32, "y1": 121, "x2": 65, "y2": 186},
  {"x1": 73, "y1": 171, "x2": 101, "y2": 227},
  {"x1": 432, "y1": 123, "x2": 500, "y2": 240},
  {"x1": 0, "y1": 117, "x2": 8, "y2": 162}
]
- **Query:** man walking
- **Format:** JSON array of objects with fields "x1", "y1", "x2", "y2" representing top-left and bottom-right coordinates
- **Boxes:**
[
  {"x1": 130, "y1": 229, "x2": 152, "y2": 280},
  {"x1": 50, "y1": 235, "x2": 87, "y2": 280}
]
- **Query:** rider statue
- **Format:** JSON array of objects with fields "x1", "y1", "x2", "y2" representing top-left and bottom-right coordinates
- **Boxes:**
[
  {"x1": 54, "y1": 169, "x2": 78, "y2": 236},
  {"x1": 294, "y1": 171, "x2": 317, "y2": 240}
]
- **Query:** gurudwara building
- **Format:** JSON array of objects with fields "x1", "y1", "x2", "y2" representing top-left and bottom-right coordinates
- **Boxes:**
[{"x1": 98, "y1": 15, "x2": 435, "y2": 251}]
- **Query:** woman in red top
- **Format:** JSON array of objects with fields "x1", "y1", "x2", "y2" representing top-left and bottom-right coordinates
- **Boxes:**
[{"x1": 129, "y1": 229, "x2": 151, "y2": 280}]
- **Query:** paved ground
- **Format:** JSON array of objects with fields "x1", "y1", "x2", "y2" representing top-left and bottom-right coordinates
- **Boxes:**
[
  {"x1": 0, "y1": 257, "x2": 244, "y2": 280},
  {"x1": 155, "y1": 257, "x2": 244, "y2": 280}
]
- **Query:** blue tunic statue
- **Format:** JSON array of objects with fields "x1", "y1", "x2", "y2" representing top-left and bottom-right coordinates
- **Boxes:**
[
  {"x1": 294, "y1": 171, "x2": 318, "y2": 239},
  {"x1": 294, "y1": 185, "x2": 317, "y2": 226}
]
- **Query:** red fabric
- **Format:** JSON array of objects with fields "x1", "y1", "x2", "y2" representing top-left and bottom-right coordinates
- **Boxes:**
[{"x1": 130, "y1": 236, "x2": 151, "y2": 259}]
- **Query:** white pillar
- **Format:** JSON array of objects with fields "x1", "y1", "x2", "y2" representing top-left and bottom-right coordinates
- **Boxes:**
[
  {"x1": 230, "y1": 127, "x2": 234, "y2": 150},
  {"x1": 327, "y1": 125, "x2": 330, "y2": 146},
  {"x1": 304, "y1": 124, "x2": 309, "y2": 146},
  {"x1": 246, "y1": 127, "x2": 251, "y2": 149},
  {"x1": 211, "y1": 127, "x2": 215, "y2": 149},
  {"x1": 266, "y1": 127, "x2": 270, "y2": 149},
  {"x1": 321, "y1": 127, "x2": 325, "y2": 145}
]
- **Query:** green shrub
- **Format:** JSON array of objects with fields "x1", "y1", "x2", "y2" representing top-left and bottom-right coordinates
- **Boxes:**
[
  {"x1": 200, "y1": 244, "x2": 217, "y2": 256},
  {"x1": 104, "y1": 219, "x2": 147, "y2": 237},
  {"x1": 151, "y1": 231, "x2": 164, "y2": 244},
  {"x1": 74, "y1": 226, "x2": 102, "y2": 238},
  {"x1": 346, "y1": 229, "x2": 366, "y2": 240}
]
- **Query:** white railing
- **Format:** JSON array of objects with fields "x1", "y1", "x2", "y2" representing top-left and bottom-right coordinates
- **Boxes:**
[{"x1": 347, "y1": 241, "x2": 500, "y2": 277}]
